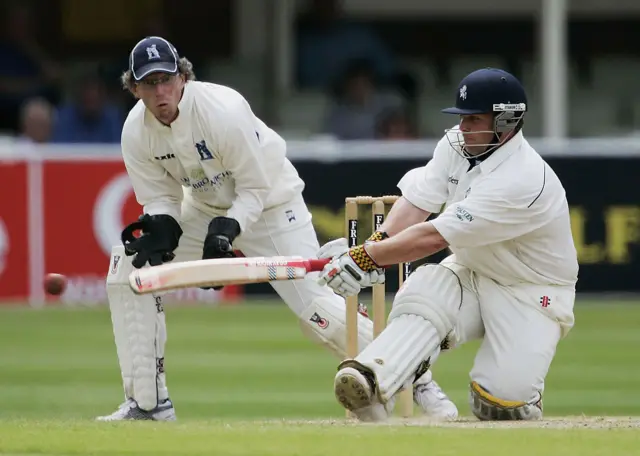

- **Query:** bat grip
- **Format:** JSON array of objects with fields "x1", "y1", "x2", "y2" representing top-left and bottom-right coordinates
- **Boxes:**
[{"x1": 305, "y1": 258, "x2": 331, "y2": 272}]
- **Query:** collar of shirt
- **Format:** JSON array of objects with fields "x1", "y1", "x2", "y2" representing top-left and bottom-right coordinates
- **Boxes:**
[
  {"x1": 472, "y1": 130, "x2": 523, "y2": 174},
  {"x1": 143, "y1": 80, "x2": 195, "y2": 130}
]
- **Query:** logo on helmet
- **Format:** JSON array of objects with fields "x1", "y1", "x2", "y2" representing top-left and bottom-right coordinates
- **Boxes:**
[
  {"x1": 493, "y1": 103, "x2": 526, "y2": 112},
  {"x1": 459, "y1": 85, "x2": 467, "y2": 100}
]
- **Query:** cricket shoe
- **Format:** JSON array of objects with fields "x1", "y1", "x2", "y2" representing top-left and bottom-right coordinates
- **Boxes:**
[
  {"x1": 414, "y1": 380, "x2": 458, "y2": 420},
  {"x1": 95, "y1": 398, "x2": 176, "y2": 421},
  {"x1": 334, "y1": 365, "x2": 393, "y2": 422}
]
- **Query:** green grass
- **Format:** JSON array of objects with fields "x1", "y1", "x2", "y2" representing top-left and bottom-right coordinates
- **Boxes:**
[
  {"x1": 0, "y1": 299, "x2": 638, "y2": 455},
  {"x1": 0, "y1": 421, "x2": 638, "y2": 456}
]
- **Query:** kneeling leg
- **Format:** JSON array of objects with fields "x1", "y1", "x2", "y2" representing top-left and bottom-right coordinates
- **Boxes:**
[
  {"x1": 468, "y1": 278, "x2": 564, "y2": 421},
  {"x1": 335, "y1": 263, "x2": 464, "y2": 413}
]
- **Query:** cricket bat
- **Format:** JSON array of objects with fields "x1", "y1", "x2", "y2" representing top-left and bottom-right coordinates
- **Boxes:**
[{"x1": 128, "y1": 256, "x2": 331, "y2": 295}]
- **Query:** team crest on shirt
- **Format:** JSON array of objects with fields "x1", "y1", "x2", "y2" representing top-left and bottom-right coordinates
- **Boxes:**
[{"x1": 195, "y1": 140, "x2": 214, "y2": 161}]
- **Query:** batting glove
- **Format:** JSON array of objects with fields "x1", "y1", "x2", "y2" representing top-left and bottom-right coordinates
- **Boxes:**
[
  {"x1": 317, "y1": 244, "x2": 385, "y2": 297},
  {"x1": 316, "y1": 238, "x2": 350, "y2": 259}
]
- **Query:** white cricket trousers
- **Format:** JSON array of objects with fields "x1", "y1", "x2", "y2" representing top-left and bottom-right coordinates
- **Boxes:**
[{"x1": 426, "y1": 255, "x2": 574, "y2": 403}]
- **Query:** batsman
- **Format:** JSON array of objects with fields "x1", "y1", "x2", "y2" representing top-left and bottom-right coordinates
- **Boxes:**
[
  {"x1": 97, "y1": 36, "x2": 456, "y2": 421},
  {"x1": 318, "y1": 68, "x2": 579, "y2": 421}
]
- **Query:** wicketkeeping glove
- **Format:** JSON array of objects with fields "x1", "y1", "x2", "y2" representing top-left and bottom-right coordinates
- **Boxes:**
[
  {"x1": 203, "y1": 216, "x2": 241, "y2": 259},
  {"x1": 201, "y1": 216, "x2": 241, "y2": 290},
  {"x1": 121, "y1": 214, "x2": 183, "y2": 269}
]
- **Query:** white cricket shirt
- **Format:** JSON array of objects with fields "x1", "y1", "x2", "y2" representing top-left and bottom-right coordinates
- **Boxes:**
[
  {"x1": 400, "y1": 126, "x2": 578, "y2": 288},
  {"x1": 121, "y1": 81, "x2": 305, "y2": 232}
]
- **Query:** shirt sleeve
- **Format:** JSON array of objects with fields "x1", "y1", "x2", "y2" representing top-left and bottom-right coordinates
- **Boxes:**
[
  {"x1": 430, "y1": 181, "x2": 551, "y2": 248},
  {"x1": 121, "y1": 125, "x2": 183, "y2": 219},
  {"x1": 401, "y1": 135, "x2": 451, "y2": 214},
  {"x1": 218, "y1": 98, "x2": 277, "y2": 232}
]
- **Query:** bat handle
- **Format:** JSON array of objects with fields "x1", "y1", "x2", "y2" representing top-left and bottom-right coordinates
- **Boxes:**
[{"x1": 305, "y1": 258, "x2": 331, "y2": 272}]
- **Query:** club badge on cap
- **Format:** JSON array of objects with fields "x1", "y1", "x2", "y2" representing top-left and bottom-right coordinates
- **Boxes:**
[{"x1": 129, "y1": 36, "x2": 179, "y2": 81}]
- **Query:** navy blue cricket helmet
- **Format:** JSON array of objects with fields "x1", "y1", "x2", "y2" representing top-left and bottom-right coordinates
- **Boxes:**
[
  {"x1": 442, "y1": 68, "x2": 527, "y2": 116},
  {"x1": 442, "y1": 68, "x2": 527, "y2": 157}
]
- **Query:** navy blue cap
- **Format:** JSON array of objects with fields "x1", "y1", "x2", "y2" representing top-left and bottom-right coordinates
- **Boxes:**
[
  {"x1": 442, "y1": 68, "x2": 527, "y2": 115},
  {"x1": 129, "y1": 36, "x2": 180, "y2": 81}
]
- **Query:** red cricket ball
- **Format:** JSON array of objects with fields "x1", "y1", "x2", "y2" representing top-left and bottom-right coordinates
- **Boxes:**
[{"x1": 44, "y1": 273, "x2": 67, "y2": 296}]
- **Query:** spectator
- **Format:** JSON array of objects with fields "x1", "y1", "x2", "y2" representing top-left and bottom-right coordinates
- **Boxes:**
[
  {"x1": 51, "y1": 70, "x2": 123, "y2": 144},
  {"x1": 0, "y1": 2, "x2": 62, "y2": 133},
  {"x1": 17, "y1": 97, "x2": 54, "y2": 144},
  {"x1": 376, "y1": 107, "x2": 418, "y2": 140},
  {"x1": 323, "y1": 59, "x2": 403, "y2": 140},
  {"x1": 296, "y1": 0, "x2": 396, "y2": 90}
]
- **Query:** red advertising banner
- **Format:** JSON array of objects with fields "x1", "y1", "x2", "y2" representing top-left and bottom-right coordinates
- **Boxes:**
[
  {"x1": 0, "y1": 158, "x2": 230, "y2": 306},
  {"x1": 42, "y1": 161, "x2": 143, "y2": 303},
  {"x1": 0, "y1": 162, "x2": 29, "y2": 301}
]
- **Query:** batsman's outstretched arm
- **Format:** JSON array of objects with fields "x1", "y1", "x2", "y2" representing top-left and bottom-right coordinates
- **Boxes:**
[
  {"x1": 381, "y1": 136, "x2": 456, "y2": 239},
  {"x1": 316, "y1": 220, "x2": 447, "y2": 298},
  {"x1": 379, "y1": 196, "x2": 431, "y2": 237},
  {"x1": 367, "y1": 221, "x2": 449, "y2": 266}
]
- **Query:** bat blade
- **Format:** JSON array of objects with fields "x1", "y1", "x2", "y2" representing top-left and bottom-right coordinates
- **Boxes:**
[{"x1": 128, "y1": 256, "x2": 330, "y2": 295}]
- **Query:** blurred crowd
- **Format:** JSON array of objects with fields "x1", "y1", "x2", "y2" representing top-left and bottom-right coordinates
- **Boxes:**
[
  {"x1": 0, "y1": 3, "x2": 126, "y2": 145},
  {"x1": 296, "y1": 0, "x2": 418, "y2": 140},
  {"x1": 0, "y1": 0, "x2": 421, "y2": 146}
]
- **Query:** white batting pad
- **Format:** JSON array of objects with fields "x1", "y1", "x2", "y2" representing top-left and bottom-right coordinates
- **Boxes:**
[
  {"x1": 299, "y1": 296, "x2": 373, "y2": 359},
  {"x1": 106, "y1": 246, "x2": 168, "y2": 411},
  {"x1": 389, "y1": 263, "x2": 464, "y2": 340},
  {"x1": 355, "y1": 314, "x2": 441, "y2": 403}
]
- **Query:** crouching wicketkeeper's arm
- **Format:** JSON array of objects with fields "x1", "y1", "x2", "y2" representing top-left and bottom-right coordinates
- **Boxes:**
[
  {"x1": 121, "y1": 126, "x2": 183, "y2": 219},
  {"x1": 217, "y1": 98, "x2": 276, "y2": 233}
]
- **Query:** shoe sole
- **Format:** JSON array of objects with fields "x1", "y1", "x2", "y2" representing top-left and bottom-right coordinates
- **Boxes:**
[{"x1": 334, "y1": 370, "x2": 373, "y2": 412}]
